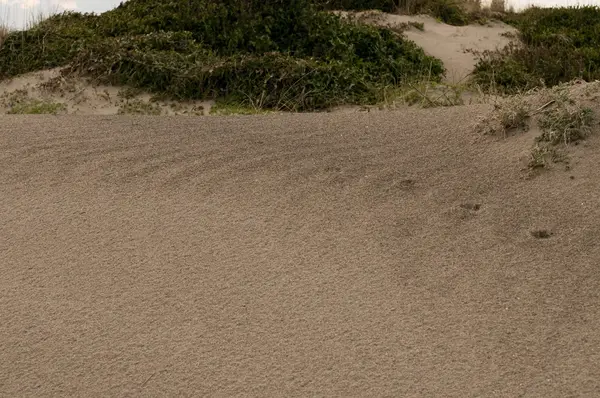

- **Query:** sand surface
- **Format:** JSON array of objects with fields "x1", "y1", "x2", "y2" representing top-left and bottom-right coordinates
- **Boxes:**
[
  {"x1": 0, "y1": 68, "x2": 214, "y2": 116},
  {"x1": 2, "y1": 105, "x2": 600, "y2": 396}
]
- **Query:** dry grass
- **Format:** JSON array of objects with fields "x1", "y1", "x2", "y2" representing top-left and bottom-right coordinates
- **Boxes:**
[
  {"x1": 478, "y1": 94, "x2": 532, "y2": 136},
  {"x1": 537, "y1": 103, "x2": 594, "y2": 146},
  {"x1": 475, "y1": 80, "x2": 598, "y2": 172}
]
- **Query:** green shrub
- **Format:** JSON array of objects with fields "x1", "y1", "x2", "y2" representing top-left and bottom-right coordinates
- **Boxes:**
[
  {"x1": 427, "y1": 0, "x2": 470, "y2": 25},
  {"x1": 322, "y1": 0, "x2": 473, "y2": 26},
  {"x1": 474, "y1": 6, "x2": 600, "y2": 93},
  {"x1": 0, "y1": 0, "x2": 444, "y2": 110}
]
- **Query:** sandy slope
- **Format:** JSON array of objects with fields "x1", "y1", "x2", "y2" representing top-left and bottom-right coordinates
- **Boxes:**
[
  {"x1": 0, "y1": 68, "x2": 213, "y2": 116},
  {"x1": 1, "y1": 102, "x2": 600, "y2": 396},
  {"x1": 337, "y1": 11, "x2": 517, "y2": 83}
]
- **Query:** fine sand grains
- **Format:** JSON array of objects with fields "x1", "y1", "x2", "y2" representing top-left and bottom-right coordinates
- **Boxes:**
[{"x1": 1, "y1": 107, "x2": 599, "y2": 396}]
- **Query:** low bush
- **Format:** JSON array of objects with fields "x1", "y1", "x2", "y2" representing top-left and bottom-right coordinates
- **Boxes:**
[
  {"x1": 474, "y1": 6, "x2": 600, "y2": 93},
  {"x1": 0, "y1": 0, "x2": 444, "y2": 111}
]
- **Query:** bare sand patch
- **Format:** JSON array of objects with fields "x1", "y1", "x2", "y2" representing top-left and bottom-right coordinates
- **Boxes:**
[{"x1": 1, "y1": 87, "x2": 600, "y2": 395}]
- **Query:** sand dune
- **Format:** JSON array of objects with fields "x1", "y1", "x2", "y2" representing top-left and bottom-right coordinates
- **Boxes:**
[{"x1": 1, "y1": 102, "x2": 600, "y2": 396}]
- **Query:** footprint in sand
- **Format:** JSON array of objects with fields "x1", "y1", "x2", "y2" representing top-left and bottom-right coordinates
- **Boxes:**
[{"x1": 444, "y1": 202, "x2": 482, "y2": 221}]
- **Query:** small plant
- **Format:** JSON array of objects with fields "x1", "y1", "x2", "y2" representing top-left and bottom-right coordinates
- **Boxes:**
[
  {"x1": 480, "y1": 95, "x2": 531, "y2": 136},
  {"x1": 498, "y1": 96, "x2": 530, "y2": 133},
  {"x1": 537, "y1": 106, "x2": 594, "y2": 145},
  {"x1": 408, "y1": 21, "x2": 425, "y2": 31},
  {"x1": 7, "y1": 99, "x2": 66, "y2": 114},
  {"x1": 118, "y1": 99, "x2": 162, "y2": 115}
]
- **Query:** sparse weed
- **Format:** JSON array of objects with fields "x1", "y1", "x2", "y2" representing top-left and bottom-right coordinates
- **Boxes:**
[
  {"x1": 377, "y1": 80, "x2": 466, "y2": 108},
  {"x1": 537, "y1": 105, "x2": 594, "y2": 145},
  {"x1": 210, "y1": 100, "x2": 272, "y2": 115},
  {"x1": 118, "y1": 99, "x2": 162, "y2": 115},
  {"x1": 524, "y1": 85, "x2": 595, "y2": 172},
  {"x1": 2, "y1": 88, "x2": 66, "y2": 114},
  {"x1": 7, "y1": 98, "x2": 66, "y2": 114},
  {"x1": 118, "y1": 87, "x2": 144, "y2": 100},
  {"x1": 408, "y1": 21, "x2": 425, "y2": 31},
  {"x1": 528, "y1": 144, "x2": 566, "y2": 170},
  {"x1": 480, "y1": 95, "x2": 531, "y2": 136},
  {"x1": 528, "y1": 144, "x2": 551, "y2": 169}
]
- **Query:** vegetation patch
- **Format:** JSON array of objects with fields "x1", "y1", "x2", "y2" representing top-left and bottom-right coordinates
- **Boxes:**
[
  {"x1": 474, "y1": 6, "x2": 600, "y2": 93},
  {"x1": 399, "y1": 82, "x2": 465, "y2": 107},
  {"x1": 2, "y1": 89, "x2": 66, "y2": 114},
  {"x1": 118, "y1": 99, "x2": 162, "y2": 115},
  {"x1": 210, "y1": 100, "x2": 272, "y2": 115},
  {"x1": 325, "y1": 0, "x2": 487, "y2": 26},
  {"x1": 478, "y1": 95, "x2": 531, "y2": 136},
  {"x1": 8, "y1": 99, "x2": 66, "y2": 114},
  {"x1": 0, "y1": 25, "x2": 7, "y2": 50},
  {"x1": 537, "y1": 105, "x2": 594, "y2": 146},
  {"x1": 0, "y1": 0, "x2": 445, "y2": 111}
]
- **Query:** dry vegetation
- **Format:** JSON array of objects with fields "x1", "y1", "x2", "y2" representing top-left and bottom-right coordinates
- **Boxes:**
[{"x1": 477, "y1": 81, "x2": 598, "y2": 173}]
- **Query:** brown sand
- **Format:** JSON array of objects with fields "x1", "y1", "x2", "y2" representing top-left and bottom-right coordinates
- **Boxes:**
[
  {"x1": 1, "y1": 108, "x2": 600, "y2": 396},
  {"x1": 0, "y1": 68, "x2": 214, "y2": 116}
]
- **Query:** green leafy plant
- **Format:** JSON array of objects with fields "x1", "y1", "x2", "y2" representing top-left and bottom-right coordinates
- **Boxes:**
[
  {"x1": 474, "y1": 6, "x2": 600, "y2": 93},
  {"x1": 0, "y1": 0, "x2": 445, "y2": 111}
]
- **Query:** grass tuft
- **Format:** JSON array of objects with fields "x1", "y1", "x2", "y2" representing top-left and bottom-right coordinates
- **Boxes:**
[
  {"x1": 526, "y1": 85, "x2": 595, "y2": 171},
  {"x1": 537, "y1": 106, "x2": 594, "y2": 146},
  {"x1": 479, "y1": 95, "x2": 531, "y2": 136}
]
